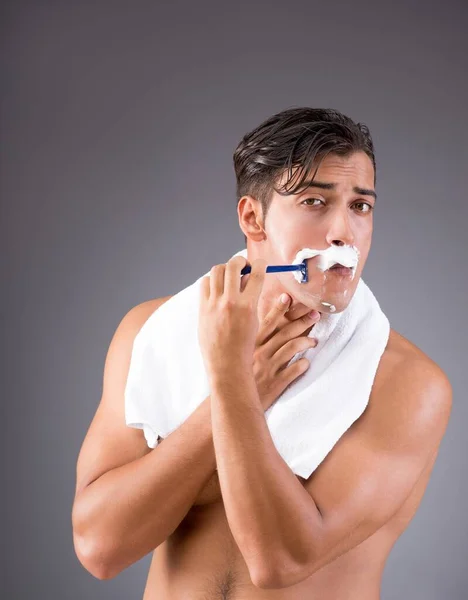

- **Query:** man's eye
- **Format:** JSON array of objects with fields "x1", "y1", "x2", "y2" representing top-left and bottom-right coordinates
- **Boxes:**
[
  {"x1": 354, "y1": 202, "x2": 374, "y2": 213},
  {"x1": 300, "y1": 198, "x2": 374, "y2": 212},
  {"x1": 301, "y1": 198, "x2": 323, "y2": 206}
]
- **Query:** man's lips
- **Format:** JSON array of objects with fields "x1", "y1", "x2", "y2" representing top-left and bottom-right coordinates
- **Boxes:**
[{"x1": 328, "y1": 265, "x2": 353, "y2": 276}]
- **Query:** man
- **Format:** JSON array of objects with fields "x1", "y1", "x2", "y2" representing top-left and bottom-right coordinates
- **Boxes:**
[{"x1": 72, "y1": 108, "x2": 452, "y2": 598}]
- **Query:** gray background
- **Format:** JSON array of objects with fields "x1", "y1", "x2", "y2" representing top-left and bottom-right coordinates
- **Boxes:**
[{"x1": 2, "y1": 0, "x2": 467, "y2": 598}]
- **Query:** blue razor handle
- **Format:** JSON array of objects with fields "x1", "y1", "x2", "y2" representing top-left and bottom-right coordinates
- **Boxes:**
[{"x1": 240, "y1": 262, "x2": 308, "y2": 283}]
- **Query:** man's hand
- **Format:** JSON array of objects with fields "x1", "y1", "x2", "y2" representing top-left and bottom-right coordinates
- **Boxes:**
[
  {"x1": 198, "y1": 255, "x2": 321, "y2": 409},
  {"x1": 198, "y1": 255, "x2": 267, "y2": 378},
  {"x1": 254, "y1": 295, "x2": 320, "y2": 412}
]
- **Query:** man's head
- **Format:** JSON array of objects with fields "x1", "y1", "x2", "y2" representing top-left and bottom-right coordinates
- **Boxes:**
[{"x1": 233, "y1": 107, "x2": 377, "y2": 315}]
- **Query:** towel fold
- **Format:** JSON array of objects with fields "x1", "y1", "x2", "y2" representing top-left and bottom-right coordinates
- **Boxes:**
[{"x1": 124, "y1": 247, "x2": 390, "y2": 479}]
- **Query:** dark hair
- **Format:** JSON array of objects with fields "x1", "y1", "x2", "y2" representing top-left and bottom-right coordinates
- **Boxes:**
[{"x1": 233, "y1": 107, "x2": 376, "y2": 243}]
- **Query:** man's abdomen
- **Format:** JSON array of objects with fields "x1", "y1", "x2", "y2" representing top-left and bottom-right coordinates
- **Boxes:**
[{"x1": 142, "y1": 501, "x2": 394, "y2": 600}]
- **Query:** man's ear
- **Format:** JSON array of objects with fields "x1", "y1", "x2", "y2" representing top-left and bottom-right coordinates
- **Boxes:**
[{"x1": 237, "y1": 195, "x2": 266, "y2": 242}]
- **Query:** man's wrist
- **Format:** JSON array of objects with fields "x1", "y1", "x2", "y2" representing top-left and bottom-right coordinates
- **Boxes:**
[{"x1": 208, "y1": 362, "x2": 255, "y2": 391}]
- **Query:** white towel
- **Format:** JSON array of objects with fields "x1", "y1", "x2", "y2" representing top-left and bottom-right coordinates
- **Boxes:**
[{"x1": 124, "y1": 248, "x2": 390, "y2": 479}]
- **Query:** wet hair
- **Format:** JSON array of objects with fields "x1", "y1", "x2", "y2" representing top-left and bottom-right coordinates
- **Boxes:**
[{"x1": 232, "y1": 107, "x2": 376, "y2": 243}]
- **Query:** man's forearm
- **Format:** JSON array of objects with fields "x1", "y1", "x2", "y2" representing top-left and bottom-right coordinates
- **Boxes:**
[
  {"x1": 210, "y1": 369, "x2": 322, "y2": 587},
  {"x1": 72, "y1": 395, "x2": 217, "y2": 579}
]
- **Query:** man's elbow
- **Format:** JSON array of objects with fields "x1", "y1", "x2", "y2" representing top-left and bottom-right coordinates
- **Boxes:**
[
  {"x1": 73, "y1": 532, "x2": 120, "y2": 580},
  {"x1": 251, "y1": 557, "x2": 307, "y2": 590}
]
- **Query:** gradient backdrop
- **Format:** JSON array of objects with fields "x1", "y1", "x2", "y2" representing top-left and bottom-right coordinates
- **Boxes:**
[{"x1": 2, "y1": 1, "x2": 467, "y2": 598}]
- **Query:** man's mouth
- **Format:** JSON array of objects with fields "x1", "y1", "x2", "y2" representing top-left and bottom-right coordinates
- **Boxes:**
[{"x1": 328, "y1": 263, "x2": 354, "y2": 276}]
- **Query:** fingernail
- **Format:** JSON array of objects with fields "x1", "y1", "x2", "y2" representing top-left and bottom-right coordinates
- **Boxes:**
[
  {"x1": 280, "y1": 293, "x2": 289, "y2": 304},
  {"x1": 308, "y1": 310, "x2": 319, "y2": 319}
]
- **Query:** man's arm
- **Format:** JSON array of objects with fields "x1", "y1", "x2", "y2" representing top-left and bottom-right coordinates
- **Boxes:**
[
  {"x1": 72, "y1": 298, "x2": 218, "y2": 580},
  {"x1": 210, "y1": 357, "x2": 452, "y2": 590}
]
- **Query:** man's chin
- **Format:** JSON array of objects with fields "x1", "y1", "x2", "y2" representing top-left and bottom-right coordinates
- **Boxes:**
[{"x1": 290, "y1": 289, "x2": 354, "y2": 316}]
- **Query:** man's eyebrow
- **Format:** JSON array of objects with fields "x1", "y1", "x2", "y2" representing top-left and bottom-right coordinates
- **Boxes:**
[{"x1": 301, "y1": 180, "x2": 377, "y2": 201}]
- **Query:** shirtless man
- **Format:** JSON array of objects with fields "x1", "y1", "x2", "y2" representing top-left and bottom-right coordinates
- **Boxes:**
[{"x1": 72, "y1": 108, "x2": 452, "y2": 599}]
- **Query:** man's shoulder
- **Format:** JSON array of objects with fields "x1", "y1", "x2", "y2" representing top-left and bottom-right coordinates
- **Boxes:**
[
  {"x1": 368, "y1": 328, "x2": 452, "y2": 447},
  {"x1": 381, "y1": 328, "x2": 450, "y2": 385},
  {"x1": 120, "y1": 295, "x2": 175, "y2": 338},
  {"x1": 133, "y1": 294, "x2": 174, "y2": 318}
]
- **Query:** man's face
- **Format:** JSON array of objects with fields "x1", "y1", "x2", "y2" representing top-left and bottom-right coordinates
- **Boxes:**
[{"x1": 259, "y1": 151, "x2": 376, "y2": 314}]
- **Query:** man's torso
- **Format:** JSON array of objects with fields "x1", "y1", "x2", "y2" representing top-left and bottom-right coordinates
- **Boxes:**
[{"x1": 138, "y1": 297, "x2": 439, "y2": 599}]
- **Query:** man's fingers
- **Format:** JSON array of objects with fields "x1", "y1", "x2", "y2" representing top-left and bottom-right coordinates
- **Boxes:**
[
  {"x1": 200, "y1": 275, "x2": 211, "y2": 302},
  {"x1": 244, "y1": 258, "x2": 267, "y2": 301},
  {"x1": 256, "y1": 292, "x2": 291, "y2": 346},
  {"x1": 280, "y1": 357, "x2": 310, "y2": 386},
  {"x1": 225, "y1": 256, "x2": 247, "y2": 296},
  {"x1": 209, "y1": 264, "x2": 225, "y2": 297}
]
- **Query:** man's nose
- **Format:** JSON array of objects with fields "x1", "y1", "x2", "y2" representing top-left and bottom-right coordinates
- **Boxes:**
[{"x1": 325, "y1": 209, "x2": 355, "y2": 247}]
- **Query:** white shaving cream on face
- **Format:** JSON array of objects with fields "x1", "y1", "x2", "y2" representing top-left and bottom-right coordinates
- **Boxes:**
[
  {"x1": 290, "y1": 245, "x2": 360, "y2": 313},
  {"x1": 291, "y1": 245, "x2": 360, "y2": 283}
]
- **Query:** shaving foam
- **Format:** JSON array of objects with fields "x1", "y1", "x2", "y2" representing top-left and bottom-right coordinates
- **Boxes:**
[{"x1": 291, "y1": 245, "x2": 360, "y2": 283}]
